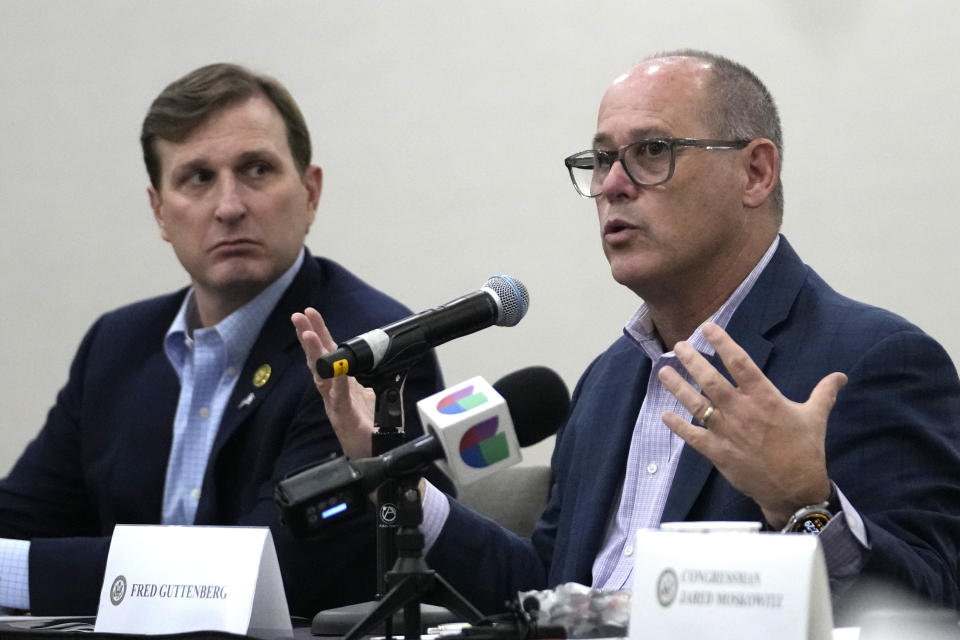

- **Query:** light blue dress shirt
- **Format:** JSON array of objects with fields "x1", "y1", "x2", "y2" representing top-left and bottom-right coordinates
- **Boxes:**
[
  {"x1": 160, "y1": 250, "x2": 303, "y2": 524},
  {"x1": 0, "y1": 250, "x2": 304, "y2": 611}
]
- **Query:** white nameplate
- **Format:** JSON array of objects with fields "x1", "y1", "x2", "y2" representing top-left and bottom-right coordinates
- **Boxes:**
[
  {"x1": 95, "y1": 525, "x2": 292, "y2": 639},
  {"x1": 629, "y1": 529, "x2": 832, "y2": 640}
]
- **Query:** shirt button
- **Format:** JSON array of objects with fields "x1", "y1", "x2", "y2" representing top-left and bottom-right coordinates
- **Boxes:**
[
  {"x1": 624, "y1": 545, "x2": 634, "y2": 556},
  {"x1": 198, "y1": 407, "x2": 210, "y2": 418},
  {"x1": 225, "y1": 367, "x2": 237, "y2": 378},
  {"x1": 647, "y1": 462, "x2": 658, "y2": 474},
  {"x1": 190, "y1": 488, "x2": 201, "y2": 501}
]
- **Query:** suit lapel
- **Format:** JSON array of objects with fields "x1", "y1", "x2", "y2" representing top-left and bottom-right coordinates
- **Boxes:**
[
  {"x1": 566, "y1": 353, "x2": 650, "y2": 580},
  {"x1": 205, "y1": 255, "x2": 322, "y2": 473},
  {"x1": 661, "y1": 235, "x2": 806, "y2": 522},
  {"x1": 129, "y1": 301, "x2": 185, "y2": 518}
]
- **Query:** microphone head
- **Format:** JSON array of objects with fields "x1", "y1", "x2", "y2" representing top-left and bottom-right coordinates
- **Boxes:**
[
  {"x1": 483, "y1": 275, "x2": 530, "y2": 327},
  {"x1": 493, "y1": 366, "x2": 570, "y2": 447}
]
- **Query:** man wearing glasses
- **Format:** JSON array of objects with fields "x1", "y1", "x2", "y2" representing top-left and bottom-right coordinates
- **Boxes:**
[{"x1": 296, "y1": 49, "x2": 960, "y2": 617}]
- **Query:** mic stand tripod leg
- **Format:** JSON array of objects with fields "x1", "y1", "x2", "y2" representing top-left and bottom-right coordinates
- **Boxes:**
[{"x1": 345, "y1": 476, "x2": 483, "y2": 640}]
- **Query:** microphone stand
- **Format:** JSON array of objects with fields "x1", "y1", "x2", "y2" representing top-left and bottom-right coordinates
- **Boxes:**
[
  {"x1": 344, "y1": 471, "x2": 483, "y2": 640},
  {"x1": 356, "y1": 369, "x2": 409, "y2": 639}
]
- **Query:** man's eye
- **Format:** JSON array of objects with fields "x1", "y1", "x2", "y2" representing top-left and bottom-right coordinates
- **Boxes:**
[
  {"x1": 246, "y1": 162, "x2": 271, "y2": 178},
  {"x1": 185, "y1": 170, "x2": 213, "y2": 185},
  {"x1": 595, "y1": 150, "x2": 617, "y2": 168},
  {"x1": 643, "y1": 141, "x2": 668, "y2": 157}
]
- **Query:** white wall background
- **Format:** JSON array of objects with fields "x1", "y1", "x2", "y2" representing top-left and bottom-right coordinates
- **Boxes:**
[{"x1": 1, "y1": 1, "x2": 958, "y2": 474}]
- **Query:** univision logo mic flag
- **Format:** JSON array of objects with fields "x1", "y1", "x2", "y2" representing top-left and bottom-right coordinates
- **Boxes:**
[{"x1": 416, "y1": 376, "x2": 522, "y2": 486}]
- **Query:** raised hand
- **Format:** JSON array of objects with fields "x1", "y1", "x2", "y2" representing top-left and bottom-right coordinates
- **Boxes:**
[
  {"x1": 291, "y1": 307, "x2": 376, "y2": 459},
  {"x1": 657, "y1": 322, "x2": 847, "y2": 527}
]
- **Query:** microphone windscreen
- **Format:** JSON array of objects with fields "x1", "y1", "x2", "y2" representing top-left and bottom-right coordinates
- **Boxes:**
[
  {"x1": 493, "y1": 366, "x2": 570, "y2": 447},
  {"x1": 484, "y1": 275, "x2": 530, "y2": 327}
]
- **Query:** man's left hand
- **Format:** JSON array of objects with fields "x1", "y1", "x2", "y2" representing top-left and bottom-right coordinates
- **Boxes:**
[{"x1": 657, "y1": 322, "x2": 847, "y2": 528}]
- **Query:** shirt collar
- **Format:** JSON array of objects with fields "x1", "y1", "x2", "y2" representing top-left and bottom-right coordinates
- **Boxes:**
[
  {"x1": 164, "y1": 249, "x2": 305, "y2": 374},
  {"x1": 624, "y1": 236, "x2": 780, "y2": 362}
]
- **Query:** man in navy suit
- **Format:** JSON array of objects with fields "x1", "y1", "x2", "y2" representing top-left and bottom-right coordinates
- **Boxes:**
[
  {"x1": 0, "y1": 63, "x2": 447, "y2": 616},
  {"x1": 296, "y1": 49, "x2": 960, "y2": 618}
]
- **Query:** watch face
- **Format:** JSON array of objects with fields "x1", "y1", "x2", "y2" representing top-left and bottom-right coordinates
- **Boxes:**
[{"x1": 794, "y1": 512, "x2": 831, "y2": 534}]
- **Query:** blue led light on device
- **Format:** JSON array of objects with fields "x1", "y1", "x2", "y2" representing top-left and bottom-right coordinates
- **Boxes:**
[{"x1": 322, "y1": 503, "x2": 348, "y2": 519}]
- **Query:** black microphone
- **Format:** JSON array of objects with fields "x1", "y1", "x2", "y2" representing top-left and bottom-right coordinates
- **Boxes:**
[
  {"x1": 315, "y1": 275, "x2": 529, "y2": 379},
  {"x1": 494, "y1": 366, "x2": 571, "y2": 447},
  {"x1": 275, "y1": 366, "x2": 569, "y2": 537}
]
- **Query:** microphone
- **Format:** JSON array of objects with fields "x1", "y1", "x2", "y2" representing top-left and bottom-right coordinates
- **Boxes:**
[
  {"x1": 275, "y1": 367, "x2": 569, "y2": 538},
  {"x1": 315, "y1": 275, "x2": 530, "y2": 379},
  {"x1": 494, "y1": 366, "x2": 570, "y2": 447},
  {"x1": 415, "y1": 367, "x2": 570, "y2": 486}
]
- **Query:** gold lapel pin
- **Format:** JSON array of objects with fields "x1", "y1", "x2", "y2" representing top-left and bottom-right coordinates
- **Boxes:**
[{"x1": 252, "y1": 364, "x2": 272, "y2": 388}]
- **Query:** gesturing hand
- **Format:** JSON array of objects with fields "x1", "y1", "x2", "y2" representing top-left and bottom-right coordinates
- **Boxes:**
[
  {"x1": 291, "y1": 307, "x2": 376, "y2": 459},
  {"x1": 657, "y1": 322, "x2": 847, "y2": 528}
]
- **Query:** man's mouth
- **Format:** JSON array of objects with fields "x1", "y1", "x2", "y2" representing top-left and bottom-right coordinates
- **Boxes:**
[
  {"x1": 210, "y1": 239, "x2": 259, "y2": 252},
  {"x1": 603, "y1": 218, "x2": 638, "y2": 238}
]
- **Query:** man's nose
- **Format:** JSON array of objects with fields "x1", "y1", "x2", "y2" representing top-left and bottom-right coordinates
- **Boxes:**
[
  {"x1": 600, "y1": 160, "x2": 641, "y2": 200},
  {"x1": 214, "y1": 174, "x2": 247, "y2": 222}
]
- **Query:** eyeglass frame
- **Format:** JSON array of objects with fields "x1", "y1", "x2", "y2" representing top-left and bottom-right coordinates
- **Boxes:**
[{"x1": 564, "y1": 137, "x2": 751, "y2": 198}]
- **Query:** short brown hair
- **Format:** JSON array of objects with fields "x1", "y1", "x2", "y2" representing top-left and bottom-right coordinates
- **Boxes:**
[{"x1": 141, "y1": 63, "x2": 311, "y2": 189}]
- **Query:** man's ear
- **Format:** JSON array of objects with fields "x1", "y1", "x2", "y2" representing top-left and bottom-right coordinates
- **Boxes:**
[
  {"x1": 741, "y1": 138, "x2": 778, "y2": 209},
  {"x1": 148, "y1": 186, "x2": 170, "y2": 241},
  {"x1": 302, "y1": 165, "x2": 323, "y2": 232}
]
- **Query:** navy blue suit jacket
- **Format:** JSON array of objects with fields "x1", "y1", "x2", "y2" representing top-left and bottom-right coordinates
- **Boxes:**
[
  {"x1": 429, "y1": 236, "x2": 960, "y2": 613},
  {"x1": 0, "y1": 252, "x2": 448, "y2": 616}
]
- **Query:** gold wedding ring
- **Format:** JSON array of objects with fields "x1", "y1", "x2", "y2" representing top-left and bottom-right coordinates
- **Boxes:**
[{"x1": 701, "y1": 405, "x2": 715, "y2": 426}]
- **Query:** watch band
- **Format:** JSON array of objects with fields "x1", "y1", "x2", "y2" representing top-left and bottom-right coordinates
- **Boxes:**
[{"x1": 781, "y1": 484, "x2": 840, "y2": 534}]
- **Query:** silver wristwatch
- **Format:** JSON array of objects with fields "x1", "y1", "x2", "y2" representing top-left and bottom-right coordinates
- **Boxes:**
[{"x1": 780, "y1": 485, "x2": 840, "y2": 534}]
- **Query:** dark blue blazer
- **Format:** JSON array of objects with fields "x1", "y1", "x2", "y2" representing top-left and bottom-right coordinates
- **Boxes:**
[
  {"x1": 429, "y1": 236, "x2": 960, "y2": 613},
  {"x1": 0, "y1": 252, "x2": 448, "y2": 616}
]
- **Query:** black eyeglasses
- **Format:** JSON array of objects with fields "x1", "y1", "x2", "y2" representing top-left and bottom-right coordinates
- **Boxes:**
[{"x1": 564, "y1": 137, "x2": 750, "y2": 198}]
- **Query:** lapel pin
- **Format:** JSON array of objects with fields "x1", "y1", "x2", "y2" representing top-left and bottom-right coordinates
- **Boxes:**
[
  {"x1": 252, "y1": 364, "x2": 272, "y2": 388},
  {"x1": 238, "y1": 392, "x2": 255, "y2": 409}
]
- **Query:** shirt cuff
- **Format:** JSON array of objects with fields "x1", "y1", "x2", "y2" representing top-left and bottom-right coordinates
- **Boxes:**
[
  {"x1": 421, "y1": 480, "x2": 452, "y2": 553},
  {"x1": 832, "y1": 484, "x2": 869, "y2": 548},
  {"x1": 0, "y1": 538, "x2": 31, "y2": 611},
  {"x1": 818, "y1": 485, "x2": 870, "y2": 598}
]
